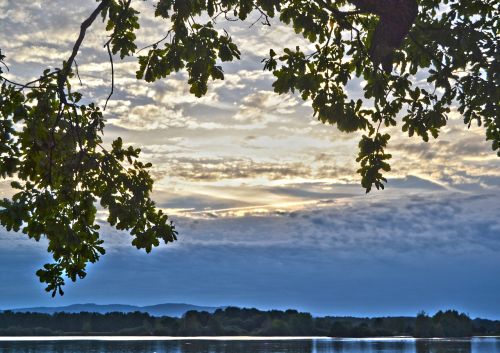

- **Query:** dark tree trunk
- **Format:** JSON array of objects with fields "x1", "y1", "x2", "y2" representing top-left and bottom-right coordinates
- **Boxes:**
[{"x1": 351, "y1": 0, "x2": 419, "y2": 72}]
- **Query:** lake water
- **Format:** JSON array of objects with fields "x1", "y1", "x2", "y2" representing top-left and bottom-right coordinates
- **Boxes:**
[{"x1": 0, "y1": 337, "x2": 499, "y2": 353}]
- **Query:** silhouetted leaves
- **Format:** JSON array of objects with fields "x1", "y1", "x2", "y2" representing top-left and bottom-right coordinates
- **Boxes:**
[
  {"x1": 0, "y1": 71, "x2": 177, "y2": 296},
  {"x1": 0, "y1": 0, "x2": 498, "y2": 292}
]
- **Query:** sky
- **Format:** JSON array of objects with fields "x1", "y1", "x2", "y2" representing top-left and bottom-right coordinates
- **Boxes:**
[{"x1": 0, "y1": 1, "x2": 499, "y2": 319}]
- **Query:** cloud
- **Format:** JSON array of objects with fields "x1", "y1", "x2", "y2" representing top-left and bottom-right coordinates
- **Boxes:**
[
  {"x1": 4, "y1": 0, "x2": 497, "y2": 197},
  {"x1": 156, "y1": 157, "x2": 311, "y2": 182},
  {"x1": 168, "y1": 190, "x2": 500, "y2": 256},
  {"x1": 234, "y1": 90, "x2": 300, "y2": 122},
  {"x1": 2, "y1": 0, "x2": 500, "y2": 318},
  {"x1": 109, "y1": 103, "x2": 188, "y2": 131},
  {"x1": 2, "y1": 188, "x2": 499, "y2": 318}
]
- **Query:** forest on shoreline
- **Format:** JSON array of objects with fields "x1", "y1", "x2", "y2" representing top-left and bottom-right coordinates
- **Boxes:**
[{"x1": 1, "y1": 307, "x2": 499, "y2": 338}]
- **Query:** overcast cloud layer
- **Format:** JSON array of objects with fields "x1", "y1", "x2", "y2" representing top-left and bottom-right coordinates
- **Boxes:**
[{"x1": 0, "y1": 1, "x2": 499, "y2": 318}]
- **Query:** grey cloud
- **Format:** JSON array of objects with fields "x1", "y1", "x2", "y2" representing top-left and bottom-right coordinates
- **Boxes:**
[
  {"x1": 157, "y1": 194, "x2": 253, "y2": 212},
  {"x1": 392, "y1": 134, "x2": 494, "y2": 161},
  {"x1": 160, "y1": 190, "x2": 500, "y2": 258},
  {"x1": 264, "y1": 185, "x2": 359, "y2": 200},
  {"x1": 234, "y1": 90, "x2": 300, "y2": 122},
  {"x1": 157, "y1": 157, "x2": 312, "y2": 181},
  {"x1": 386, "y1": 175, "x2": 446, "y2": 190}
]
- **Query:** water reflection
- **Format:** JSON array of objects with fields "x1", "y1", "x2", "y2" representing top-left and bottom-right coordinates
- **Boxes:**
[
  {"x1": 415, "y1": 339, "x2": 471, "y2": 353},
  {"x1": 0, "y1": 338, "x2": 498, "y2": 353}
]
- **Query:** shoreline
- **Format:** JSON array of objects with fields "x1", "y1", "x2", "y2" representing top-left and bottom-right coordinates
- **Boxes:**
[{"x1": 0, "y1": 336, "x2": 499, "y2": 341}]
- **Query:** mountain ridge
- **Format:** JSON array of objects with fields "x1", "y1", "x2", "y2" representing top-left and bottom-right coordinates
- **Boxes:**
[{"x1": 2, "y1": 303, "x2": 222, "y2": 317}]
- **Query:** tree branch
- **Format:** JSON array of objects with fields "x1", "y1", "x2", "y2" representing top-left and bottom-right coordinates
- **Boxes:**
[{"x1": 57, "y1": 0, "x2": 110, "y2": 104}]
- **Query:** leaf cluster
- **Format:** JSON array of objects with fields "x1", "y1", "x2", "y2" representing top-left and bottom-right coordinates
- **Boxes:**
[
  {"x1": 106, "y1": 0, "x2": 498, "y2": 191},
  {"x1": 0, "y1": 0, "x2": 498, "y2": 292},
  {"x1": 0, "y1": 72, "x2": 176, "y2": 296}
]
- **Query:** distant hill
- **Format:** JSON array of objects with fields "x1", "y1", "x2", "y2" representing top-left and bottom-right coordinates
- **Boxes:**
[
  {"x1": 390, "y1": 175, "x2": 446, "y2": 190},
  {"x1": 4, "y1": 303, "x2": 222, "y2": 317}
]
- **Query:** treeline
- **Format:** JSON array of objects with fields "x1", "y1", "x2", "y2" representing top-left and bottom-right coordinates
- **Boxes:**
[
  {"x1": 415, "y1": 310, "x2": 498, "y2": 338},
  {"x1": 0, "y1": 307, "x2": 499, "y2": 337}
]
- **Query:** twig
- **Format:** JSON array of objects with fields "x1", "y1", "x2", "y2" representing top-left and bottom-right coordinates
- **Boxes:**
[
  {"x1": 249, "y1": 7, "x2": 271, "y2": 27},
  {"x1": 74, "y1": 60, "x2": 83, "y2": 86},
  {"x1": 1, "y1": 71, "x2": 59, "y2": 91},
  {"x1": 0, "y1": 76, "x2": 41, "y2": 89},
  {"x1": 0, "y1": 60, "x2": 9, "y2": 72},
  {"x1": 104, "y1": 43, "x2": 114, "y2": 110},
  {"x1": 137, "y1": 31, "x2": 172, "y2": 54}
]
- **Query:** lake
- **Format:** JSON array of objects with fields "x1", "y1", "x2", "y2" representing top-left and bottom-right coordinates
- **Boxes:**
[{"x1": 0, "y1": 337, "x2": 499, "y2": 353}]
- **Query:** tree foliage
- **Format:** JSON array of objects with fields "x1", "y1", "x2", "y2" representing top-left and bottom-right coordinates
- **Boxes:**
[
  {"x1": 1, "y1": 307, "x2": 498, "y2": 337},
  {"x1": 0, "y1": 0, "x2": 498, "y2": 293},
  {"x1": 415, "y1": 310, "x2": 475, "y2": 338}
]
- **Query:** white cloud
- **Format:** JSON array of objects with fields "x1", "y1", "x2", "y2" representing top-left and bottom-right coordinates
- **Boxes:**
[
  {"x1": 1, "y1": 0, "x2": 499, "y2": 238},
  {"x1": 234, "y1": 90, "x2": 300, "y2": 122},
  {"x1": 110, "y1": 103, "x2": 188, "y2": 131}
]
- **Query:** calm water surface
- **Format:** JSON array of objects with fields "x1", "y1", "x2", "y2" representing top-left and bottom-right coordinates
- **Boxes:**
[{"x1": 0, "y1": 337, "x2": 499, "y2": 353}]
